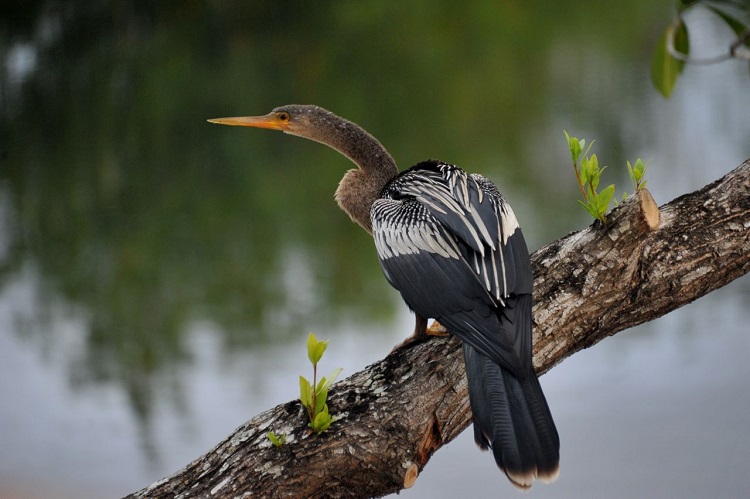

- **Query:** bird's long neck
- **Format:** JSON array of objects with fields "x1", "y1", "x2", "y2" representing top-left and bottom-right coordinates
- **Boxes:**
[{"x1": 305, "y1": 112, "x2": 398, "y2": 233}]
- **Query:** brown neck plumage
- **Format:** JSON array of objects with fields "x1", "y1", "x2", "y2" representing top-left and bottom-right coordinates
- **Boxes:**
[{"x1": 293, "y1": 107, "x2": 398, "y2": 233}]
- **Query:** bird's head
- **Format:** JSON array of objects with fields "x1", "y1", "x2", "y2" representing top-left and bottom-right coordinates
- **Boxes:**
[
  {"x1": 208, "y1": 104, "x2": 339, "y2": 143},
  {"x1": 208, "y1": 104, "x2": 398, "y2": 191}
]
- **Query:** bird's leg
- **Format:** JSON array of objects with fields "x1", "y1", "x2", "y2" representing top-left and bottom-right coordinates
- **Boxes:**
[{"x1": 391, "y1": 314, "x2": 449, "y2": 352}]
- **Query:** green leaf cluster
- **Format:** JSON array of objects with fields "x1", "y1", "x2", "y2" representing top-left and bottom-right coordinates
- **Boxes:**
[
  {"x1": 627, "y1": 158, "x2": 650, "y2": 192},
  {"x1": 651, "y1": 17, "x2": 689, "y2": 98},
  {"x1": 564, "y1": 131, "x2": 615, "y2": 222},
  {"x1": 652, "y1": 1, "x2": 749, "y2": 97},
  {"x1": 300, "y1": 332, "x2": 342, "y2": 433}
]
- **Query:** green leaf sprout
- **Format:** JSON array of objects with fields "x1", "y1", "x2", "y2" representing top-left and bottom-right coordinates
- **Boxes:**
[
  {"x1": 564, "y1": 131, "x2": 615, "y2": 222},
  {"x1": 267, "y1": 431, "x2": 286, "y2": 448},
  {"x1": 300, "y1": 332, "x2": 342, "y2": 433},
  {"x1": 627, "y1": 158, "x2": 650, "y2": 192}
]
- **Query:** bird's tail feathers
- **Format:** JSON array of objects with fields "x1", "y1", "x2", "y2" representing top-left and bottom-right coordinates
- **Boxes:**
[{"x1": 463, "y1": 344, "x2": 560, "y2": 490}]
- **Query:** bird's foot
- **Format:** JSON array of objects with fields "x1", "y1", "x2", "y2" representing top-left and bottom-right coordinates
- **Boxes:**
[
  {"x1": 426, "y1": 321, "x2": 449, "y2": 337},
  {"x1": 390, "y1": 320, "x2": 448, "y2": 353}
]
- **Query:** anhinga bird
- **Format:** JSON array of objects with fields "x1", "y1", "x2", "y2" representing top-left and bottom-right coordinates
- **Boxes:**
[{"x1": 208, "y1": 105, "x2": 560, "y2": 489}]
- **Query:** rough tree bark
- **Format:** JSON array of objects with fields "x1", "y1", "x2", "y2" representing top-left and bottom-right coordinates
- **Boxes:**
[{"x1": 127, "y1": 160, "x2": 750, "y2": 499}]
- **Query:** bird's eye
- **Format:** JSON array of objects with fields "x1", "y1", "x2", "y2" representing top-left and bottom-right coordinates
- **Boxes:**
[{"x1": 277, "y1": 112, "x2": 290, "y2": 121}]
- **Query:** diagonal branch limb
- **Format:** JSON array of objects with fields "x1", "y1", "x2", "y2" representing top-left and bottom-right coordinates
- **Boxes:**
[{"x1": 126, "y1": 159, "x2": 750, "y2": 499}]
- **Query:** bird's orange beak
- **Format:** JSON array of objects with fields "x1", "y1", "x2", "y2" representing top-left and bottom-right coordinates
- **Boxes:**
[{"x1": 207, "y1": 113, "x2": 288, "y2": 131}]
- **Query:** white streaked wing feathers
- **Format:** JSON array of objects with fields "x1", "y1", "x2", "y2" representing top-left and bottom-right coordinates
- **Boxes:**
[{"x1": 372, "y1": 164, "x2": 520, "y2": 304}]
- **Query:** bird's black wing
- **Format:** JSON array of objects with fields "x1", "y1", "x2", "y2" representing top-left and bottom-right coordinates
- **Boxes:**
[
  {"x1": 372, "y1": 161, "x2": 559, "y2": 486},
  {"x1": 371, "y1": 161, "x2": 532, "y2": 377}
]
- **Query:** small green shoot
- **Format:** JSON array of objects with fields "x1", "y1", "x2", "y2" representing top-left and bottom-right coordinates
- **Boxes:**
[
  {"x1": 564, "y1": 131, "x2": 615, "y2": 222},
  {"x1": 627, "y1": 158, "x2": 650, "y2": 192},
  {"x1": 300, "y1": 332, "x2": 342, "y2": 433},
  {"x1": 267, "y1": 431, "x2": 286, "y2": 448}
]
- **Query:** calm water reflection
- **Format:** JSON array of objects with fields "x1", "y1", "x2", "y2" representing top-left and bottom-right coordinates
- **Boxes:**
[{"x1": 1, "y1": 3, "x2": 749, "y2": 497}]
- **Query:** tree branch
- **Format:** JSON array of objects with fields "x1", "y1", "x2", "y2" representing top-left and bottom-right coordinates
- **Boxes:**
[{"x1": 126, "y1": 160, "x2": 750, "y2": 499}]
